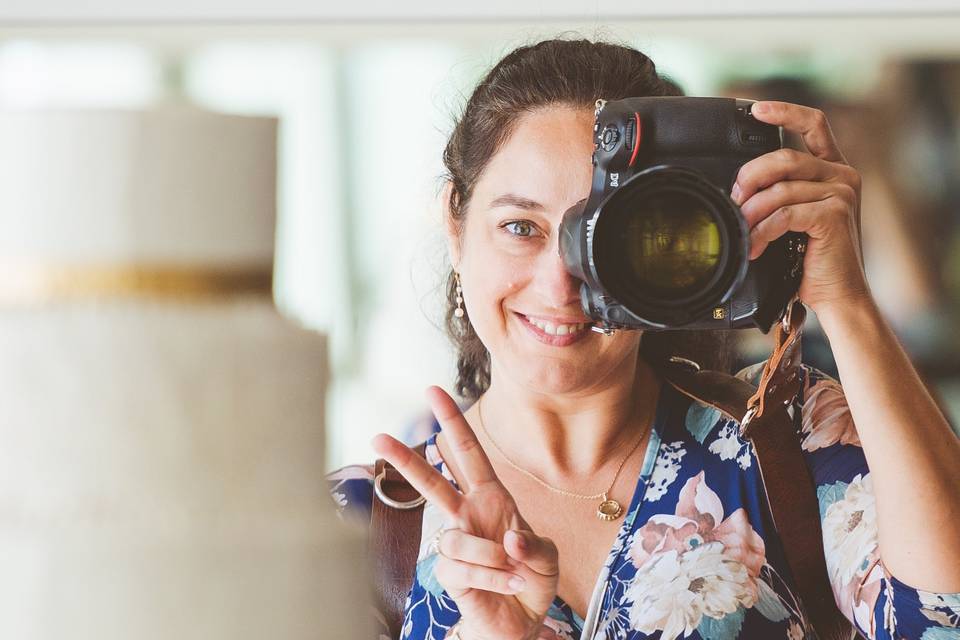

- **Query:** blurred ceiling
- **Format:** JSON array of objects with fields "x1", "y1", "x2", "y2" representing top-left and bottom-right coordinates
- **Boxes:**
[{"x1": 2, "y1": 0, "x2": 959, "y2": 23}]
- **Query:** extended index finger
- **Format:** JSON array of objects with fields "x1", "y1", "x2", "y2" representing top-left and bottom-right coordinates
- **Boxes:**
[
  {"x1": 372, "y1": 433, "x2": 463, "y2": 518},
  {"x1": 750, "y1": 101, "x2": 847, "y2": 164},
  {"x1": 426, "y1": 385, "x2": 500, "y2": 490}
]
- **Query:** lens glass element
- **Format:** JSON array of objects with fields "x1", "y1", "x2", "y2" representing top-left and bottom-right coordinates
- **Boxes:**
[{"x1": 617, "y1": 190, "x2": 721, "y2": 299}]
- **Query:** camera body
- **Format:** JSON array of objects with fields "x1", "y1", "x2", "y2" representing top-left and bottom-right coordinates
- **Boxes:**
[{"x1": 560, "y1": 96, "x2": 806, "y2": 333}]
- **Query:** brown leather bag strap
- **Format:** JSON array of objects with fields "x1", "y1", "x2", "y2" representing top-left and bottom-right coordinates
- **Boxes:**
[
  {"x1": 661, "y1": 301, "x2": 853, "y2": 640},
  {"x1": 370, "y1": 442, "x2": 427, "y2": 640}
]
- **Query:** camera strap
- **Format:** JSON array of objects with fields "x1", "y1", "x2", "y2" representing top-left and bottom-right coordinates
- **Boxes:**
[
  {"x1": 661, "y1": 299, "x2": 853, "y2": 640},
  {"x1": 371, "y1": 301, "x2": 853, "y2": 640},
  {"x1": 370, "y1": 442, "x2": 428, "y2": 640}
]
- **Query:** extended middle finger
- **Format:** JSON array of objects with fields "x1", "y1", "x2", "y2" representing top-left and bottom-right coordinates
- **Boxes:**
[
  {"x1": 733, "y1": 148, "x2": 851, "y2": 205},
  {"x1": 426, "y1": 385, "x2": 501, "y2": 491}
]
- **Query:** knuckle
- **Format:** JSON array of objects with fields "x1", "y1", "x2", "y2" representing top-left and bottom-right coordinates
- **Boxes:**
[
  {"x1": 463, "y1": 564, "x2": 483, "y2": 587},
  {"x1": 843, "y1": 166, "x2": 862, "y2": 190},
  {"x1": 439, "y1": 529, "x2": 461, "y2": 557},
  {"x1": 835, "y1": 183, "x2": 857, "y2": 207},
  {"x1": 433, "y1": 557, "x2": 453, "y2": 585},
  {"x1": 491, "y1": 571, "x2": 513, "y2": 592},
  {"x1": 812, "y1": 108, "x2": 828, "y2": 127},
  {"x1": 453, "y1": 434, "x2": 481, "y2": 455},
  {"x1": 774, "y1": 148, "x2": 798, "y2": 163},
  {"x1": 736, "y1": 163, "x2": 756, "y2": 185},
  {"x1": 769, "y1": 181, "x2": 791, "y2": 198}
]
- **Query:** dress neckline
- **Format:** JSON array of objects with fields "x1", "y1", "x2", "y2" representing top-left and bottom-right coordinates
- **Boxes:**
[{"x1": 421, "y1": 379, "x2": 678, "y2": 633}]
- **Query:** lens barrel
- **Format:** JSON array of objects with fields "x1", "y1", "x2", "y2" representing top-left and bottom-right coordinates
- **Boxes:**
[{"x1": 590, "y1": 165, "x2": 749, "y2": 327}]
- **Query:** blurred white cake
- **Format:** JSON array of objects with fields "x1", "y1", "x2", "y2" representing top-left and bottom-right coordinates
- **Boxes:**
[{"x1": 0, "y1": 109, "x2": 369, "y2": 639}]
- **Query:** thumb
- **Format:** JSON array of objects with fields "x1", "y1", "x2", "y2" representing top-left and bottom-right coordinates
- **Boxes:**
[{"x1": 503, "y1": 529, "x2": 559, "y2": 578}]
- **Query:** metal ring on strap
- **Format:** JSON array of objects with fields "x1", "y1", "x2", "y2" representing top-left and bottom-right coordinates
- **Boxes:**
[
  {"x1": 374, "y1": 468, "x2": 426, "y2": 510},
  {"x1": 668, "y1": 356, "x2": 702, "y2": 372}
]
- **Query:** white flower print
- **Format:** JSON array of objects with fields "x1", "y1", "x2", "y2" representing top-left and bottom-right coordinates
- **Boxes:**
[
  {"x1": 822, "y1": 474, "x2": 878, "y2": 590},
  {"x1": 625, "y1": 542, "x2": 755, "y2": 640},
  {"x1": 708, "y1": 423, "x2": 753, "y2": 470},
  {"x1": 644, "y1": 441, "x2": 687, "y2": 502},
  {"x1": 626, "y1": 473, "x2": 771, "y2": 640}
]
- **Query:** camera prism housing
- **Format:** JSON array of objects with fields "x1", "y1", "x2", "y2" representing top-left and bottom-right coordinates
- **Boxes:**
[{"x1": 560, "y1": 96, "x2": 806, "y2": 333}]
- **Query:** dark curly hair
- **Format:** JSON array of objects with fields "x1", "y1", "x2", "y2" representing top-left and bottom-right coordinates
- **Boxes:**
[{"x1": 441, "y1": 37, "x2": 733, "y2": 401}]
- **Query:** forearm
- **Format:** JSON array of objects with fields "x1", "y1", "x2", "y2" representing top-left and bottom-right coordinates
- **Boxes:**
[{"x1": 816, "y1": 296, "x2": 960, "y2": 591}]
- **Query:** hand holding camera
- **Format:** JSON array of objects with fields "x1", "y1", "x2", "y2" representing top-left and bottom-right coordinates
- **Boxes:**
[
  {"x1": 735, "y1": 100, "x2": 868, "y2": 319},
  {"x1": 560, "y1": 96, "x2": 866, "y2": 333}
]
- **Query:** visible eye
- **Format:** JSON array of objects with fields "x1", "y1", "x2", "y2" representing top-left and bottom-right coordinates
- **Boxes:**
[{"x1": 500, "y1": 220, "x2": 540, "y2": 239}]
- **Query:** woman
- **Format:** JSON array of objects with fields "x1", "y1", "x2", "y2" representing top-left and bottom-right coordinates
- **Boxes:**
[{"x1": 329, "y1": 38, "x2": 960, "y2": 639}]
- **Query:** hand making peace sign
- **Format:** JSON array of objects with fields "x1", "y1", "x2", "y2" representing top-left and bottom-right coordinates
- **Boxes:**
[{"x1": 372, "y1": 386, "x2": 561, "y2": 640}]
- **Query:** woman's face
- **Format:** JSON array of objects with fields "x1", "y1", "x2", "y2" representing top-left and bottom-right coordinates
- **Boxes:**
[{"x1": 447, "y1": 105, "x2": 643, "y2": 396}]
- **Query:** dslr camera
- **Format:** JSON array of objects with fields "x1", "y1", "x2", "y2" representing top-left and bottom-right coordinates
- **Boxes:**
[{"x1": 559, "y1": 97, "x2": 806, "y2": 333}]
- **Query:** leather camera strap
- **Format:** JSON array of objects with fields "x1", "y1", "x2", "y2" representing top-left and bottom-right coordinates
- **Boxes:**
[
  {"x1": 662, "y1": 301, "x2": 852, "y2": 640},
  {"x1": 371, "y1": 442, "x2": 427, "y2": 639}
]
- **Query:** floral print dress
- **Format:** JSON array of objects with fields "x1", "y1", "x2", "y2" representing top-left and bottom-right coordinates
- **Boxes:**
[{"x1": 328, "y1": 364, "x2": 960, "y2": 639}]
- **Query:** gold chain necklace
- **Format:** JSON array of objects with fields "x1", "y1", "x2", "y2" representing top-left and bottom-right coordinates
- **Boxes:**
[{"x1": 475, "y1": 396, "x2": 651, "y2": 522}]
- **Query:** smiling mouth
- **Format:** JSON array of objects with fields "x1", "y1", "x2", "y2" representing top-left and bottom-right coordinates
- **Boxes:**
[
  {"x1": 515, "y1": 312, "x2": 593, "y2": 345},
  {"x1": 523, "y1": 316, "x2": 588, "y2": 336}
]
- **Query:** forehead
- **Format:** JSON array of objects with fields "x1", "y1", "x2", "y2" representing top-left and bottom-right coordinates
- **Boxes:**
[{"x1": 474, "y1": 105, "x2": 595, "y2": 209}]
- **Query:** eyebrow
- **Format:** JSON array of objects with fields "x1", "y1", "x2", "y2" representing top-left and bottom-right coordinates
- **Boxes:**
[{"x1": 488, "y1": 193, "x2": 546, "y2": 211}]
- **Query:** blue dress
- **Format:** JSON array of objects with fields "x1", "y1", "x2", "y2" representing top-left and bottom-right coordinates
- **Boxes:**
[{"x1": 328, "y1": 364, "x2": 960, "y2": 639}]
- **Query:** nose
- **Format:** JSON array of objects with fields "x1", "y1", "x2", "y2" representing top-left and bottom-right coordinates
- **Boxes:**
[{"x1": 533, "y1": 234, "x2": 582, "y2": 311}]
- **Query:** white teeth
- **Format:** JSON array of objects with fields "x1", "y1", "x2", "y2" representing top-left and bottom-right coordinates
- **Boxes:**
[{"x1": 525, "y1": 316, "x2": 585, "y2": 336}]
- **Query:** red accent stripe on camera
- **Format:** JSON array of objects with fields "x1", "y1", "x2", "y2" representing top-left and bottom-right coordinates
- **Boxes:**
[{"x1": 628, "y1": 112, "x2": 642, "y2": 167}]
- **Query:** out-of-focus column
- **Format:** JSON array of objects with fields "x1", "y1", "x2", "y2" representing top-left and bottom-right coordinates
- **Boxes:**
[{"x1": 0, "y1": 108, "x2": 370, "y2": 639}]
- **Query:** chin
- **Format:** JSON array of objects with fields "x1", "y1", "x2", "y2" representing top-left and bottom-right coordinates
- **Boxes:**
[{"x1": 510, "y1": 357, "x2": 600, "y2": 396}]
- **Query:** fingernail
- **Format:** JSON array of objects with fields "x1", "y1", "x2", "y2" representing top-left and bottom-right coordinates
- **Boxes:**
[
  {"x1": 752, "y1": 102, "x2": 768, "y2": 114},
  {"x1": 508, "y1": 576, "x2": 525, "y2": 592},
  {"x1": 731, "y1": 183, "x2": 742, "y2": 205}
]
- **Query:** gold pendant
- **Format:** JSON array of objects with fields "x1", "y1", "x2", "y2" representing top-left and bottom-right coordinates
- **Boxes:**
[{"x1": 596, "y1": 494, "x2": 623, "y2": 521}]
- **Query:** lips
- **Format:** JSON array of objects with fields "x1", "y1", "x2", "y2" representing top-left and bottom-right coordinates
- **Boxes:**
[{"x1": 515, "y1": 312, "x2": 592, "y2": 346}]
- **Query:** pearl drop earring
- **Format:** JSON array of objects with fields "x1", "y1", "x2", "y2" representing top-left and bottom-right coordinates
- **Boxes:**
[{"x1": 454, "y1": 272, "x2": 464, "y2": 319}]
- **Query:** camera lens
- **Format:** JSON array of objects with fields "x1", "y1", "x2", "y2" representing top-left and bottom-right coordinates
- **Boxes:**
[
  {"x1": 591, "y1": 165, "x2": 748, "y2": 327},
  {"x1": 621, "y1": 192, "x2": 721, "y2": 298}
]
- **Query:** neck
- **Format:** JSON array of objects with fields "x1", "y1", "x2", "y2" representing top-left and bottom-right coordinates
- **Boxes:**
[{"x1": 472, "y1": 352, "x2": 661, "y2": 482}]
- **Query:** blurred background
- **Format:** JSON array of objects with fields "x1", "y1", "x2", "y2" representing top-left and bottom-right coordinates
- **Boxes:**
[
  {"x1": 1, "y1": 4, "x2": 959, "y2": 634},
  {"x1": 5, "y1": 12, "x2": 956, "y2": 469}
]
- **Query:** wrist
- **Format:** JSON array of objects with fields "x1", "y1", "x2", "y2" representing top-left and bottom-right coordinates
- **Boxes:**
[{"x1": 812, "y1": 292, "x2": 881, "y2": 337}]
